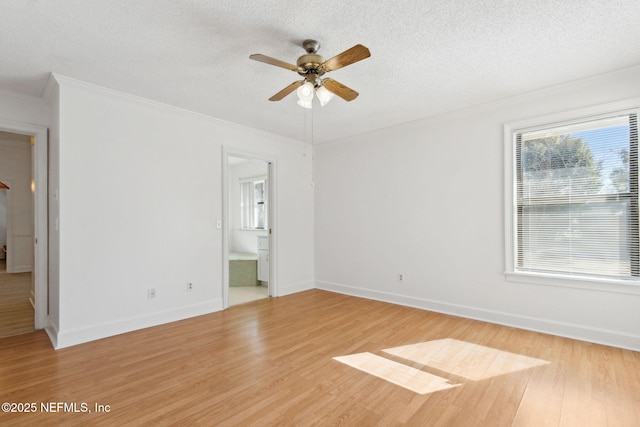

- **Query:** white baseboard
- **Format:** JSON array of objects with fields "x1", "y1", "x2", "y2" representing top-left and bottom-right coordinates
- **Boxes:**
[
  {"x1": 44, "y1": 317, "x2": 60, "y2": 349},
  {"x1": 315, "y1": 281, "x2": 640, "y2": 352},
  {"x1": 278, "y1": 280, "x2": 314, "y2": 297},
  {"x1": 52, "y1": 299, "x2": 224, "y2": 349}
]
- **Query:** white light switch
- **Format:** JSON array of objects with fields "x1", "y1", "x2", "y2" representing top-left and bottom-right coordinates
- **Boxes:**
[{"x1": 216, "y1": 219, "x2": 222, "y2": 229}]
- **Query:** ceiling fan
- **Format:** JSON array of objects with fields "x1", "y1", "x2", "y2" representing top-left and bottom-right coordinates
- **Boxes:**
[{"x1": 249, "y1": 39, "x2": 370, "y2": 108}]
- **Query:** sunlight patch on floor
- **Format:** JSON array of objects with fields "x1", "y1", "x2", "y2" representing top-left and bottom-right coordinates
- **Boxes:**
[
  {"x1": 333, "y1": 352, "x2": 460, "y2": 395},
  {"x1": 334, "y1": 338, "x2": 549, "y2": 395},
  {"x1": 382, "y1": 338, "x2": 549, "y2": 381}
]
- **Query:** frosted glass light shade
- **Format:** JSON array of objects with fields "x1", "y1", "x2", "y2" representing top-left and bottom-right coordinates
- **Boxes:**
[
  {"x1": 297, "y1": 99, "x2": 313, "y2": 109},
  {"x1": 316, "y1": 86, "x2": 334, "y2": 106},
  {"x1": 296, "y1": 82, "x2": 314, "y2": 102}
]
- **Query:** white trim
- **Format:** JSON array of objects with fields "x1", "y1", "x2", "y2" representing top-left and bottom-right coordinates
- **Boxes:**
[
  {"x1": 239, "y1": 174, "x2": 267, "y2": 182},
  {"x1": 51, "y1": 74, "x2": 224, "y2": 122},
  {"x1": 0, "y1": 118, "x2": 48, "y2": 330},
  {"x1": 50, "y1": 73, "x2": 303, "y2": 147},
  {"x1": 278, "y1": 280, "x2": 314, "y2": 296},
  {"x1": 53, "y1": 300, "x2": 222, "y2": 349},
  {"x1": 222, "y1": 147, "x2": 278, "y2": 308},
  {"x1": 504, "y1": 271, "x2": 640, "y2": 295},
  {"x1": 315, "y1": 281, "x2": 640, "y2": 352},
  {"x1": 504, "y1": 123, "x2": 517, "y2": 276},
  {"x1": 504, "y1": 97, "x2": 640, "y2": 294},
  {"x1": 44, "y1": 317, "x2": 60, "y2": 349}
]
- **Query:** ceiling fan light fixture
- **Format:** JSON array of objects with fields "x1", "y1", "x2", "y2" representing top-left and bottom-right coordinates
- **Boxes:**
[
  {"x1": 316, "y1": 85, "x2": 334, "y2": 106},
  {"x1": 297, "y1": 99, "x2": 313, "y2": 109},
  {"x1": 250, "y1": 40, "x2": 370, "y2": 106},
  {"x1": 296, "y1": 82, "x2": 314, "y2": 102}
]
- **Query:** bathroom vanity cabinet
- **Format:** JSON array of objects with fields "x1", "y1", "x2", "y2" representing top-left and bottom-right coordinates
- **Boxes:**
[{"x1": 257, "y1": 235, "x2": 269, "y2": 283}]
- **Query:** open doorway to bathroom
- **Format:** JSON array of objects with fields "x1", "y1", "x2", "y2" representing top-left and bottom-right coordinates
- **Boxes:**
[{"x1": 225, "y1": 154, "x2": 272, "y2": 306}]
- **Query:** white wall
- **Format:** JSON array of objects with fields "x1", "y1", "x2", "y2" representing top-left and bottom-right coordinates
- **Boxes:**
[
  {"x1": 314, "y1": 65, "x2": 640, "y2": 352},
  {"x1": 0, "y1": 133, "x2": 33, "y2": 272},
  {"x1": 45, "y1": 78, "x2": 61, "y2": 335},
  {"x1": 228, "y1": 159, "x2": 269, "y2": 254},
  {"x1": 0, "y1": 90, "x2": 49, "y2": 126},
  {"x1": 51, "y1": 74, "x2": 314, "y2": 348}
]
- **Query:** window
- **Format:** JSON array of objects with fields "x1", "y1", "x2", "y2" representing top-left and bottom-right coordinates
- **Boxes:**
[
  {"x1": 506, "y1": 104, "x2": 640, "y2": 289},
  {"x1": 240, "y1": 178, "x2": 267, "y2": 230}
]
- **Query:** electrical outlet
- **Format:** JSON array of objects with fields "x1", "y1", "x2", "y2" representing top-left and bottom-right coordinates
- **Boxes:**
[
  {"x1": 399, "y1": 274, "x2": 404, "y2": 282},
  {"x1": 186, "y1": 282, "x2": 193, "y2": 292},
  {"x1": 148, "y1": 288, "x2": 156, "y2": 299}
]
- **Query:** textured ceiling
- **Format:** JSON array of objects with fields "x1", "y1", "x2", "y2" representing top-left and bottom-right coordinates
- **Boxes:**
[{"x1": 1, "y1": 0, "x2": 640, "y2": 143}]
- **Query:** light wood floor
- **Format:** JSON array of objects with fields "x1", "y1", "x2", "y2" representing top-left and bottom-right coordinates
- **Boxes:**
[
  {"x1": 229, "y1": 285, "x2": 269, "y2": 306},
  {"x1": 0, "y1": 289, "x2": 638, "y2": 426},
  {"x1": 0, "y1": 269, "x2": 34, "y2": 338}
]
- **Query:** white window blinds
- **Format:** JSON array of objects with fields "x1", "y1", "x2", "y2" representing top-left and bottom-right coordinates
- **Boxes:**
[
  {"x1": 240, "y1": 179, "x2": 267, "y2": 230},
  {"x1": 515, "y1": 111, "x2": 639, "y2": 280}
]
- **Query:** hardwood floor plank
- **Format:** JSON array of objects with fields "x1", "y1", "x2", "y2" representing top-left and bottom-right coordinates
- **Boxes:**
[
  {"x1": 0, "y1": 289, "x2": 638, "y2": 426},
  {"x1": 513, "y1": 388, "x2": 563, "y2": 426},
  {"x1": 0, "y1": 272, "x2": 34, "y2": 338}
]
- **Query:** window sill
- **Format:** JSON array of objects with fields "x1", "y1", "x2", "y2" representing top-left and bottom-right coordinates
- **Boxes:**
[
  {"x1": 504, "y1": 270, "x2": 640, "y2": 295},
  {"x1": 239, "y1": 228, "x2": 267, "y2": 232}
]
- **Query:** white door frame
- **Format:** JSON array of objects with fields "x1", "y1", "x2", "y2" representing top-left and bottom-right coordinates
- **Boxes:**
[
  {"x1": 221, "y1": 147, "x2": 277, "y2": 308},
  {"x1": 0, "y1": 119, "x2": 48, "y2": 329}
]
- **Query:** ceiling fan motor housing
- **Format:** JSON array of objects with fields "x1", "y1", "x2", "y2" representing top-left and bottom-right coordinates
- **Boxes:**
[{"x1": 297, "y1": 54, "x2": 325, "y2": 78}]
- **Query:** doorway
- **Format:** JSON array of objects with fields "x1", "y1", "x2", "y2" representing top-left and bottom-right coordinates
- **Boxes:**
[
  {"x1": 0, "y1": 131, "x2": 34, "y2": 337},
  {"x1": 222, "y1": 149, "x2": 276, "y2": 307},
  {"x1": 0, "y1": 121, "x2": 47, "y2": 336}
]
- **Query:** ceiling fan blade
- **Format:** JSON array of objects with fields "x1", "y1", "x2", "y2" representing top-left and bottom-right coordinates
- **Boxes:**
[
  {"x1": 321, "y1": 44, "x2": 370, "y2": 72},
  {"x1": 322, "y1": 79, "x2": 359, "y2": 102},
  {"x1": 249, "y1": 54, "x2": 299, "y2": 71},
  {"x1": 269, "y1": 81, "x2": 303, "y2": 101}
]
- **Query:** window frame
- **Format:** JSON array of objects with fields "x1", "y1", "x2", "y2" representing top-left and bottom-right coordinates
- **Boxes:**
[
  {"x1": 504, "y1": 99, "x2": 640, "y2": 295},
  {"x1": 240, "y1": 176, "x2": 268, "y2": 231}
]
